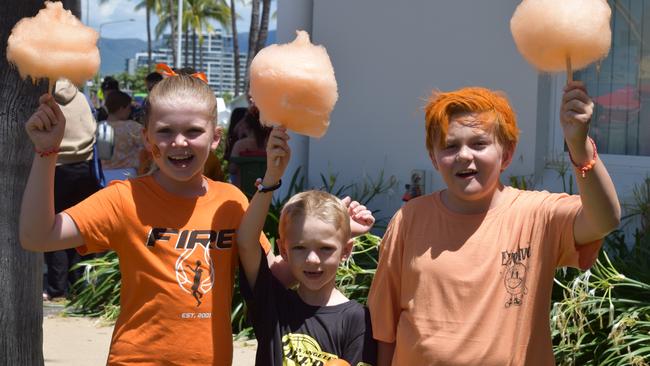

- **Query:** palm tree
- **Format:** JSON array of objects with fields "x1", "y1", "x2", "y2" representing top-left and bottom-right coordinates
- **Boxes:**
[
  {"x1": 2, "y1": 2, "x2": 79, "y2": 363},
  {"x1": 134, "y1": 0, "x2": 161, "y2": 71},
  {"x1": 182, "y1": 0, "x2": 230, "y2": 71},
  {"x1": 154, "y1": 0, "x2": 178, "y2": 67},
  {"x1": 244, "y1": 0, "x2": 273, "y2": 93},
  {"x1": 229, "y1": 0, "x2": 241, "y2": 96},
  {"x1": 245, "y1": 0, "x2": 260, "y2": 90},
  {"x1": 255, "y1": 0, "x2": 270, "y2": 54}
]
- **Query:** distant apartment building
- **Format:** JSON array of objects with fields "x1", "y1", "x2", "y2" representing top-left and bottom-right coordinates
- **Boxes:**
[{"x1": 130, "y1": 29, "x2": 247, "y2": 95}]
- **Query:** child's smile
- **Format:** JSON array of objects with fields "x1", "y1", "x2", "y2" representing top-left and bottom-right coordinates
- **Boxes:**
[{"x1": 167, "y1": 150, "x2": 195, "y2": 168}]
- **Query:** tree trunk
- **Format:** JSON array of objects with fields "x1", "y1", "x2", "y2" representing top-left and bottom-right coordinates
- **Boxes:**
[
  {"x1": 230, "y1": 0, "x2": 240, "y2": 96},
  {"x1": 184, "y1": 24, "x2": 189, "y2": 67},
  {"x1": 191, "y1": 32, "x2": 194, "y2": 69},
  {"x1": 245, "y1": 0, "x2": 260, "y2": 93},
  {"x1": 199, "y1": 39, "x2": 204, "y2": 73},
  {"x1": 168, "y1": 0, "x2": 177, "y2": 67},
  {"x1": 255, "y1": 0, "x2": 270, "y2": 54},
  {"x1": 146, "y1": 1, "x2": 152, "y2": 71},
  {"x1": 1, "y1": 1, "x2": 57, "y2": 364}
]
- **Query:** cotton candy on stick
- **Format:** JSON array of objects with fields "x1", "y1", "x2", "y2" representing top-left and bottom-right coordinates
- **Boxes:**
[
  {"x1": 6, "y1": 1, "x2": 100, "y2": 94},
  {"x1": 249, "y1": 30, "x2": 338, "y2": 139},
  {"x1": 510, "y1": 0, "x2": 611, "y2": 82}
]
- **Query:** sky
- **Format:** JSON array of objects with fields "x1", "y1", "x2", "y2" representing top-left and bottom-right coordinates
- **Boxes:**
[{"x1": 81, "y1": 0, "x2": 277, "y2": 40}]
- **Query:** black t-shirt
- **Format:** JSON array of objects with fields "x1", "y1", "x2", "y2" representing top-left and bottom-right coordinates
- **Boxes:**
[{"x1": 240, "y1": 250, "x2": 377, "y2": 366}]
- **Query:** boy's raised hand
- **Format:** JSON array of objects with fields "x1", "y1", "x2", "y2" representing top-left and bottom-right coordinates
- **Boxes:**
[
  {"x1": 341, "y1": 196, "x2": 375, "y2": 236},
  {"x1": 264, "y1": 126, "x2": 291, "y2": 183},
  {"x1": 25, "y1": 94, "x2": 66, "y2": 152},
  {"x1": 560, "y1": 81, "x2": 594, "y2": 146}
]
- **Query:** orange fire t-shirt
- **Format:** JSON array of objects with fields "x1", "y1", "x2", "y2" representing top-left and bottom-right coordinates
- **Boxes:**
[
  {"x1": 368, "y1": 187, "x2": 601, "y2": 366},
  {"x1": 65, "y1": 176, "x2": 270, "y2": 365}
]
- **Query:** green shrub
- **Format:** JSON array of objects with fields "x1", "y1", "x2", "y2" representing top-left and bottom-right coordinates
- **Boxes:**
[{"x1": 551, "y1": 230, "x2": 650, "y2": 365}]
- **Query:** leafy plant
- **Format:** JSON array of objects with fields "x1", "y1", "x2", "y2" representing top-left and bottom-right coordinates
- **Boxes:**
[
  {"x1": 336, "y1": 234, "x2": 381, "y2": 305},
  {"x1": 623, "y1": 176, "x2": 650, "y2": 232},
  {"x1": 509, "y1": 174, "x2": 535, "y2": 191},
  {"x1": 551, "y1": 231, "x2": 650, "y2": 365},
  {"x1": 66, "y1": 252, "x2": 121, "y2": 322}
]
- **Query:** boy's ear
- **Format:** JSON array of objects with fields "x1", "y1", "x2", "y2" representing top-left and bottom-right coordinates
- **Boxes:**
[
  {"x1": 341, "y1": 238, "x2": 354, "y2": 261},
  {"x1": 211, "y1": 126, "x2": 223, "y2": 151},
  {"x1": 278, "y1": 238, "x2": 288, "y2": 262},
  {"x1": 429, "y1": 151, "x2": 439, "y2": 171},
  {"x1": 500, "y1": 145, "x2": 515, "y2": 172}
]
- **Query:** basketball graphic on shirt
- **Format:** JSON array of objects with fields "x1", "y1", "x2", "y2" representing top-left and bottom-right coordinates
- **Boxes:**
[
  {"x1": 282, "y1": 333, "x2": 338, "y2": 365},
  {"x1": 174, "y1": 243, "x2": 215, "y2": 303}
]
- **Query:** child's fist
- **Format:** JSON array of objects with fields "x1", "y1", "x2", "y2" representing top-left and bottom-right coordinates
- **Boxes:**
[
  {"x1": 342, "y1": 196, "x2": 375, "y2": 236},
  {"x1": 25, "y1": 94, "x2": 66, "y2": 152},
  {"x1": 560, "y1": 81, "x2": 594, "y2": 144}
]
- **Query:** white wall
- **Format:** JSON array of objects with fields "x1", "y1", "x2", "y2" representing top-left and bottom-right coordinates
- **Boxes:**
[{"x1": 281, "y1": 0, "x2": 541, "y2": 221}]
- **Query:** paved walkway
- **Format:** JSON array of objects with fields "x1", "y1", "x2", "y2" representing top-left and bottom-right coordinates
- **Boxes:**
[{"x1": 43, "y1": 302, "x2": 256, "y2": 365}]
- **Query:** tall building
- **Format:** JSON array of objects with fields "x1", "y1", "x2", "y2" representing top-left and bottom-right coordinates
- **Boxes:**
[{"x1": 131, "y1": 29, "x2": 247, "y2": 95}]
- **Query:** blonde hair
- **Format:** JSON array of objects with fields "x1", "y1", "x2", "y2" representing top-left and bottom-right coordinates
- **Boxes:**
[
  {"x1": 424, "y1": 87, "x2": 519, "y2": 155},
  {"x1": 279, "y1": 190, "x2": 351, "y2": 245},
  {"x1": 143, "y1": 75, "x2": 217, "y2": 127}
]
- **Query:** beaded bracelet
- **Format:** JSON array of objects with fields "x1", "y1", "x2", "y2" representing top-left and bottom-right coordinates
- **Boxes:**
[
  {"x1": 568, "y1": 137, "x2": 597, "y2": 178},
  {"x1": 35, "y1": 147, "x2": 60, "y2": 158}
]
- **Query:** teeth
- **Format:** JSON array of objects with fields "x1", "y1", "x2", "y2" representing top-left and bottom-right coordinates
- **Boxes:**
[{"x1": 169, "y1": 153, "x2": 193, "y2": 160}]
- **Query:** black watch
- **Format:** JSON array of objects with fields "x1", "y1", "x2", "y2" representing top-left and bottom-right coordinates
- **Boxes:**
[{"x1": 255, "y1": 178, "x2": 282, "y2": 193}]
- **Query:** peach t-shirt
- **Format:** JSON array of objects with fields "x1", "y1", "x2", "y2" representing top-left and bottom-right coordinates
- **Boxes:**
[
  {"x1": 66, "y1": 176, "x2": 270, "y2": 365},
  {"x1": 368, "y1": 187, "x2": 601, "y2": 366}
]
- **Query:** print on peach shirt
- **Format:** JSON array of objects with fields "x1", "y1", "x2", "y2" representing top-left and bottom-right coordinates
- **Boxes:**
[{"x1": 501, "y1": 245, "x2": 530, "y2": 307}]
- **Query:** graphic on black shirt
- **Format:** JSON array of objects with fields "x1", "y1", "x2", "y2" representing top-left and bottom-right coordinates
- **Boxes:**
[
  {"x1": 501, "y1": 247, "x2": 530, "y2": 307},
  {"x1": 282, "y1": 333, "x2": 338, "y2": 365}
]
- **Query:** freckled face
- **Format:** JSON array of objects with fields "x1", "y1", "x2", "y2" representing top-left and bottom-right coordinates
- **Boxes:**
[{"x1": 144, "y1": 103, "x2": 219, "y2": 184}]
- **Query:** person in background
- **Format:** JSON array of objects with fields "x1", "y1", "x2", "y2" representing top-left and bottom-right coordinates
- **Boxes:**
[
  {"x1": 43, "y1": 78, "x2": 102, "y2": 301},
  {"x1": 224, "y1": 107, "x2": 248, "y2": 160},
  {"x1": 145, "y1": 72, "x2": 163, "y2": 93},
  {"x1": 228, "y1": 108, "x2": 271, "y2": 187},
  {"x1": 96, "y1": 76, "x2": 120, "y2": 122},
  {"x1": 101, "y1": 91, "x2": 144, "y2": 182}
]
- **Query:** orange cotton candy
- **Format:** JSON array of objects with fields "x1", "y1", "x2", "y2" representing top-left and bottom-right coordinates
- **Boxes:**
[
  {"x1": 510, "y1": 0, "x2": 611, "y2": 72},
  {"x1": 324, "y1": 359, "x2": 351, "y2": 366},
  {"x1": 249, "y1": 30, "x2": 338, "y2": 138},
  {"x1": 6, "y1": 1, "x2": 100, "y2": 86}
]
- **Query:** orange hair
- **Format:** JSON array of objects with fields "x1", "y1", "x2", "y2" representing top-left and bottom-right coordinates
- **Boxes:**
[{"x1": 424, "y1": 87, "x2": 519, "y2": 155}]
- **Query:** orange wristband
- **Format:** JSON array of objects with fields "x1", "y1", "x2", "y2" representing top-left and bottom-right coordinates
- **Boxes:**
[
  {"x1": 35, "y1": 147, "x2": 60, "y2": 158},
  {"x1": 568, "y1": 137, "x2": 597, "y2": 178}
]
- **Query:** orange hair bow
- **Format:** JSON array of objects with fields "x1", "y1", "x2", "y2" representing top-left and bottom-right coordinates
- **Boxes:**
[{"x1": 155, "y1": 63, "x2": 208, "y2": 83}]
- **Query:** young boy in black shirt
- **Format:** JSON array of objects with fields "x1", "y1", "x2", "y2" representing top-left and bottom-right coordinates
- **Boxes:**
[{"x1": 237, "y1": 127, "x2": 377, "y2": 366}]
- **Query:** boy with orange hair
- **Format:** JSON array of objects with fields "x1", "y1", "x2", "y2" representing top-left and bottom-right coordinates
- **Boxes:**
[{"x1": 368, "y1": 82, "x2": 620, "y2": 365}]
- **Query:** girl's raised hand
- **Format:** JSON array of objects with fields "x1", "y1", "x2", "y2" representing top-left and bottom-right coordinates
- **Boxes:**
[
  {"x1": 264, "y1": 126, "x2": 291, "y2": 183},
  {"x1": 25, "y1": 94, "x2": 66, "y2": 152}
]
